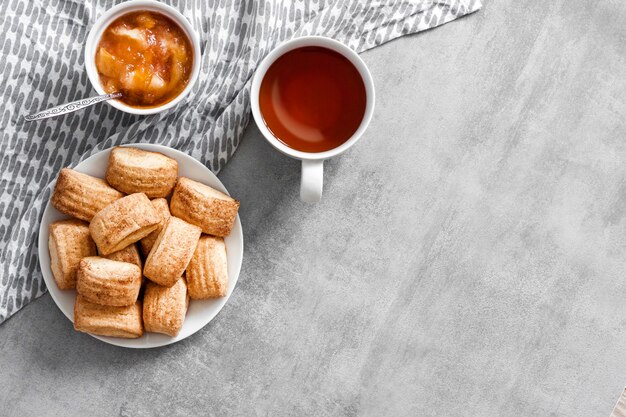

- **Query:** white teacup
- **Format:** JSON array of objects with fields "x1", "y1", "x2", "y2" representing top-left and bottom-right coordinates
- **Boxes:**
[{"x1": 251, "y1": 36, "x2": 375, "y2": 202}]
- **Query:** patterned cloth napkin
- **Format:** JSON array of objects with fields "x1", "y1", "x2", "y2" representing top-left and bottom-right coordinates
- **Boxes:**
[{"x1": 0, "y1": 0, "x2": 481, "y2": 323}]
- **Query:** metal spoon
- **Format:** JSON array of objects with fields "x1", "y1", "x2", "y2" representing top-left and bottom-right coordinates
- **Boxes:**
[{"x1": 24, "y1": 92, "x2": 122, "y2": 121}]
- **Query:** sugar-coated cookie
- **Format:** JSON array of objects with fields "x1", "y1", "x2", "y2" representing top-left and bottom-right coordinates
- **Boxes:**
[
  {"x1": 76, "y1": 256, "x2": 142, "y2": 306},
  {"x1": 143, "y1": 216, "x2": 201, "y2": 287},
  {"x1": 74, "y1": 295, "x2": 143, "y2": 338},
  {"x1": 186, "y1": 235, "x2": 228, "y2": 299},
  {"x1": 169, "y1": 177, "x2": 239, "y2": 237},
  {"x1": 143, "y1": 277, "x2": 189, "y2": 337},
  {"x1": 89, "y1": 193, "x2": 160, "y2": 255},
  {"x1": 106, "y1": 147, "x2": 178, "y2": 198},
  {"x1": 51, "y1": 168, "x2": 124, "y2": 222},
  {"x1": 103, "y1": 243, "x2": 142, "y2": 269},
  {"x1": 48, "y1": 219, "x2": 97, "y2": 290}
]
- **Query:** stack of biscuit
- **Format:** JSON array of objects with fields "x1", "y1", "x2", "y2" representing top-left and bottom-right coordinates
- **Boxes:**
[{"x1": 48, "y1": 146, "x2": 239, "y2": 339}]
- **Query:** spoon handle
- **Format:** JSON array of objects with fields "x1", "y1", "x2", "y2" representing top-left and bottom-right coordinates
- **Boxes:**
[{"x1": 24, "y1": 92, "x2": 122, "y2": 121}]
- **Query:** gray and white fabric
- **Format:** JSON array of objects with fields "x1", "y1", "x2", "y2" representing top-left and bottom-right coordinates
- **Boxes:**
[{"x1": 0, "y1": 0, "x2": 481, "y2": 323}]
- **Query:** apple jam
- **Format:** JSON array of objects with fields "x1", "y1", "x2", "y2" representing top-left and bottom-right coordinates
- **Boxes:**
[{"x1": 95, "y1": 11, "x2": 193, "y2": 108}]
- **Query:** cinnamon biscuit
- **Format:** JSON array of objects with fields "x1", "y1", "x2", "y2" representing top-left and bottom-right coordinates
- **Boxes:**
[
  {"x1": 106, "y1": 147, "x2": 178, "y2": 198},
  {"x1": 143, "y1": 277, "x2": 188, "y2": 337},
  {"x1": 48, "y1": 219, "x2": 97, "y2": 290},
  {"x1": 89, "y1": 193, "x2": 160, "y2": 255},
  {"x1": 74, "y1": 295, "x2": 143, "y2": 338},
  {"x1": 76, "y1": 256, "x2": 142, "y2": 306},
  {"x1": 143, "y1": 216, "x2": 201, "y2": 287},
  {"x1": 169, "y1": 177, "x2": 240, "y2": 237},
  {"x1": 51, "y1": 168, "x2": 124, "y2": 222},
  {"x1": 103, "y1": 243, "x2": 142, "y2": 269},
  {"x1": 139, "y1": 198, "x2": 171, "y2": 256},
  {"x1": 186, "y1": 235, "x2": 228, "y2": 299}
]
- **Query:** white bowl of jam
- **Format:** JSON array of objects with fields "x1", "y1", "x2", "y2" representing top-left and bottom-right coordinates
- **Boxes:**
[{"x1": 85, "y1": 0, "x2": 201, "y2": 115}]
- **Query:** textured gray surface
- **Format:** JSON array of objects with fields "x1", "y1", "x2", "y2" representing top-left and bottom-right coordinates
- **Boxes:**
[{"x1": 1, "y1": 1, "x2": 625, "y2": 416}]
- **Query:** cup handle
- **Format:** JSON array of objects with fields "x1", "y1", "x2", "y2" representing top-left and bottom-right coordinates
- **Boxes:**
[{"x1": 300, "y1": 159, "x2": 323, "y2": 203}]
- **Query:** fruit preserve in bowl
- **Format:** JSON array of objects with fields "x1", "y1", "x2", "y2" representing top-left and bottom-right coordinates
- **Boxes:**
[{"x1": 85, "y1": 0, "x2": 201, "y2": 115}]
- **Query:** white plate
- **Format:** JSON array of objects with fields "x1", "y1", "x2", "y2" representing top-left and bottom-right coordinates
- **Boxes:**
[{"x1": 38, "y1": 143, "x2": 243, "y2": 348}]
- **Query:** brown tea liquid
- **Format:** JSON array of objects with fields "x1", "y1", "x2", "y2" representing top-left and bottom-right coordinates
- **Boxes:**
[{"x1": 259, "y1": 46, "x2": 367, "y2": 153}]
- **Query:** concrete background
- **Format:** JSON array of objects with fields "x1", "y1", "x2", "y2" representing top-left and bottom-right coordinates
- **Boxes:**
[{"x1": 2, "y1": 0, "x2": 626, "y2": 416}]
